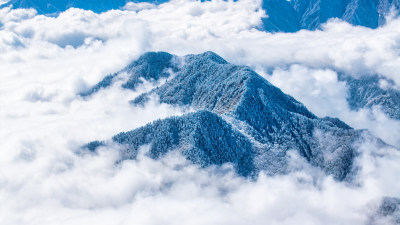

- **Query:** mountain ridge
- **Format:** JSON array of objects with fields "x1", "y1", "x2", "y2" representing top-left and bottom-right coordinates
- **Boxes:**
[{"x1": 85, "y1": 51, "x2": 369, "y2": 181}]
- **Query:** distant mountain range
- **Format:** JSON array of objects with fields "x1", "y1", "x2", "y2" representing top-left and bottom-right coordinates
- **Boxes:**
[
  {"x1": 1, "y1": 0, "x2": 399, "y2": 31},
  {"x1": 0, "y1": 0, "x2": 168, "y2": 14},
  {"x1": 84, "y1": 51, "x2": 380, "y2": 181},
  {"x1": 262, "y1": 0, "x2": 400, "y2": 32}
]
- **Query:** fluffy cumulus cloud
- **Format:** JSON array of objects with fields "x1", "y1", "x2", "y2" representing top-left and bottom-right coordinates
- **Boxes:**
[{"x1": 1, "y1": 0, "x2": 400, "y2": 224}]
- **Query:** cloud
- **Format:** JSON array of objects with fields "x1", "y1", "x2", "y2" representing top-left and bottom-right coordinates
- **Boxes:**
[
  {"x1": 1, "y1": 136, "x2": 398, "y2": 225},
  {"x1": 123, "y1": 2, "x2": 156, "y2": 11},
  {"x1": 1, "y1": 0, "x2": 400, "y2": 224},
  {"x1": 266, "y1": 65, "x2": 400, "y2": 147},
  {"x1": 2, "y1": 0, "x2": 399, "y2": 86}
]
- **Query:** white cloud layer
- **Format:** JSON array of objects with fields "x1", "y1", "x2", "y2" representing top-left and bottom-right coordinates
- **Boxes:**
[
  {"x1": 267, "y1": 65, "x2": 400, "y2": 147},
  {"x1": 1, "y1": 135, "x2": 399, "y2": 225},
  {"x1": 1, "y1": 0, "x2": 400, "y2": 224}
]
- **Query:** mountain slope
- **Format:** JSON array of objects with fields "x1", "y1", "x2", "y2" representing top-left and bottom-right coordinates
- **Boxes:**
[
  {"x1": 86, "y1": 51, "x2": 368, "y2": 181},
  {"x1": 369, "y1": 197, "x2": 400, "y2": 224},
  {"x1": 113, "y1": 110, "x2": 257, "y2": 176},
  {"x1": 81, "y1": 52, "x2": 179, "y2": 96},
  {"x1": 339, "y1": 74, "x2": 400, "y2": 120},
  {"x1": 262, "y1": 0, "x2": 399, "y2": 32}
]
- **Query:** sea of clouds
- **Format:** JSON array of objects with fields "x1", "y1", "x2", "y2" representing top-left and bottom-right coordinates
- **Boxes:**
[{"x1": 1, "y1": 0, "x2": 400, "y2": 224}]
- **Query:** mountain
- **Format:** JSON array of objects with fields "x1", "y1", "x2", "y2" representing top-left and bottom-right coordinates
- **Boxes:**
[
  {"x1": 84, "y1": 51, "x2": 372, "y2": 181},
  {"x1": 262, "y1": 0, "x2": 400, "y2": 32},
  {"x1": 263, "y1": 0, "x2": 400, "y2": 32},
  {"x1": 369, "y1": 197, "x2": 400, "y2": 224},
  {"x1": 339, "y1": 74, "x2": 400, "y2": 120},
  {"x1": 0, "y1": 0, "x2": 168, "y2": 14},
  {"x1": 2, "y1": 0, "x2": 398, "y2": 31}
]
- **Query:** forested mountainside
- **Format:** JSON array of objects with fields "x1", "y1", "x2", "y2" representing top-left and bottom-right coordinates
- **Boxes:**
[
  {"x1": 262, "y1": 0, "x2": 400, "y2": 32},
  {"x1": 85, "y1": 51, "x2": 377, "y2": 181},
  {"x1": 339, "y1": 74, "x2": 400, "y2": 120}
]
